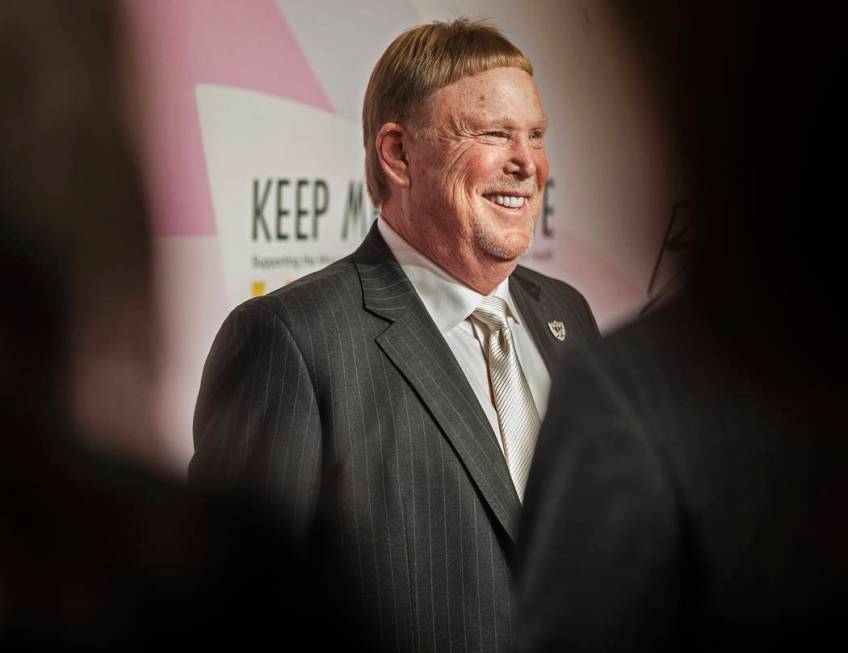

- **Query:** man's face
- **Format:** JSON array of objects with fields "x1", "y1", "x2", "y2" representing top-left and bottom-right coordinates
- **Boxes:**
[{"x1": 404, "y1": 66, "x2": 549, "y2": 273}]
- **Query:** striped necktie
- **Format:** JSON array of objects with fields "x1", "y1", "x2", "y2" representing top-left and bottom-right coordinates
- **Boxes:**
[{"x1": 472, "y1": 296, "x2": 541, "y2": 501}]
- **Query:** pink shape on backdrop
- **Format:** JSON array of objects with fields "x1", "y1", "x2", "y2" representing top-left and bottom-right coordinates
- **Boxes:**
[{"x1": 123, "y1": 0, "x2": 334, "y2": 236}]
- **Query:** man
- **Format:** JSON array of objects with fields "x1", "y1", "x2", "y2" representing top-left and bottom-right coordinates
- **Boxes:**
[{"x1": 191, "y1": 19, "x2": 598, "y2": 652}]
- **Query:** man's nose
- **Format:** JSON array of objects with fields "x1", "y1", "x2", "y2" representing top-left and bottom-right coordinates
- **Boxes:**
[{"x1": 504, "y1": 135, "x2": 537, "y2": 179}]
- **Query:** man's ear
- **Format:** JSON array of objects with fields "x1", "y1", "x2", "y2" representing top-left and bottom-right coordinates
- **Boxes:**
[{"x1": 376, "y1": 122, "x2": 411, "y2": 189}]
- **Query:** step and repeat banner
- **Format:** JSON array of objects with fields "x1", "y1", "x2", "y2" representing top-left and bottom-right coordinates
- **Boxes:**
[{"x1": 124, "y1": 0, "x2": 685, "y2": 471}]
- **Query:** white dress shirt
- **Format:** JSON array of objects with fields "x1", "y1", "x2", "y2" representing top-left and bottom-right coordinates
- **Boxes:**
[{"x1": 377, "y1": 217, "x2": 551, "y2": 455}]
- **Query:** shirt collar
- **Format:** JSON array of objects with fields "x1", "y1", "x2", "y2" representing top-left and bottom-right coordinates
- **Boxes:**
[{"x1": 377, "y1": 216, "x2": 521, "y2": 334}]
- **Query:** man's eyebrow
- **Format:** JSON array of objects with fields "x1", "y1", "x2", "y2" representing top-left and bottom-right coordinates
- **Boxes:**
[
  {"x1": 468, "y1": 117, "x2": 543, "y2": 129},
  {"x1": 457, "y1": 112, "x2": 548, "y2": 134}
]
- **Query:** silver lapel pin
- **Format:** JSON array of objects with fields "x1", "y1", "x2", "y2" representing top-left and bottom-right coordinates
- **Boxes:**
[{"x1": 547, "y1": 320, "x2": 566, "y2": 341}]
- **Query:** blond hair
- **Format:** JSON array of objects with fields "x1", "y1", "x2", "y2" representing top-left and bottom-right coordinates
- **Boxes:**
[{"x1": 362, "y1": 18, "x2": 533, "y2": 206}]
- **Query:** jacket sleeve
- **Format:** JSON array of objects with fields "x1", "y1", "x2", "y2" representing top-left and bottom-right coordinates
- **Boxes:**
[{"x1": 189, "y1": 300, "x2": 322, "y2": 540}]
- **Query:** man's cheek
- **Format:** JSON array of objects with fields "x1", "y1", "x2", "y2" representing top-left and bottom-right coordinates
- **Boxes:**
[{"x1": 442, "y1": 162, "x2": 470, "y2": 197}]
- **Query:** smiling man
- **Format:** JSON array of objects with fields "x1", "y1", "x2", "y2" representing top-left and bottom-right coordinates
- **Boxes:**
[
  {"x1": 378, "y1": 64, "x2": 548, "y2": 293},
  {"x1": 191, "y1": 19, "x2": 598, "y2": 653}
]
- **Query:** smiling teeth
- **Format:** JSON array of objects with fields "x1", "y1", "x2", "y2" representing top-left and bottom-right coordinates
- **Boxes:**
[{"x1": 490, "y1": 194, "x2": 525, "y2": 209}]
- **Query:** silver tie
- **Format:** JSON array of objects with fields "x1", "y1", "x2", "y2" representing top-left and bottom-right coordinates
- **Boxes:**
[{"x1": 472, "y1": 296, "x2": 541, "y2": 501}]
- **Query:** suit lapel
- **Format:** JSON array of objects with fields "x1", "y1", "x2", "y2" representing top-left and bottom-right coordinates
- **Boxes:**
[
  {"x1": 353, "y1": 225, "x2": 521, "y2": 545},
  {"x1": 509, "y1": 269, "x2": 567, "y2": 374}
]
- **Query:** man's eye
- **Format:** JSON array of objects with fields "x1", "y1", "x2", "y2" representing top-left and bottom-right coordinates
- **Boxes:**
[
  {"x1": 529, "y1": 130, "x2": 546, "y2": 148},
  {"x1": 484, "y1": 131, "x2": 509, "y2": 139}
]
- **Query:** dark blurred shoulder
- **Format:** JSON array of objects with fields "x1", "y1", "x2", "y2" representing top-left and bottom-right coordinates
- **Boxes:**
[{"x1": 1, "y1": 430, "x2": 363, "y2": 649}]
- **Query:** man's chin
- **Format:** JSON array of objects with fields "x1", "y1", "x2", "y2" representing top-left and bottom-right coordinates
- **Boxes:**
[{"x1": 474, "y1": 230, "x2": 533, "y2": 262}]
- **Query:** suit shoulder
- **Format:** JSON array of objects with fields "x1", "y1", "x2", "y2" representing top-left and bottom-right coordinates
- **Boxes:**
[
  {"x1": 231, "y1": 256, "x2": 362, "y2": 328},
  {"x1": 513, "y1": 265, "x2": 598, "y2": 331},
  {"x1": 514, "y1": 265, "x2": 586, "y2": 301}
]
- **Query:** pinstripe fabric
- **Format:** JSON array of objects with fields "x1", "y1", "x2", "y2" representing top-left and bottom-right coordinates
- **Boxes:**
[
  {"x1": 190, "y1": 223, "x2": 599, "y2": 652},
  {"x1": 473, "y1": 296, "x2": 541, "y2": 500}
]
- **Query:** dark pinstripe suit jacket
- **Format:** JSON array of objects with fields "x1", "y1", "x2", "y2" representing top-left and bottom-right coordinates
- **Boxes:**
[{"x1": 190, "y1": 224, "x2": 599, "y2": 652}]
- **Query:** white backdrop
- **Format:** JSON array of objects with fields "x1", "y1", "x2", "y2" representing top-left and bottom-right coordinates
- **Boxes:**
[{"x1": 124, "y1": 0, "x2": 683, "y2": 472}]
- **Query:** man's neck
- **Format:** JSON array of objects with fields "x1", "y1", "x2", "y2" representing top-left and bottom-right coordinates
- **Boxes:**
[
  {"x1": 438, "y1": 253, "x2": 517, "y2": 296},
  {"x1": 381, "y1": 213, "x2": 517, "y2": 295}
]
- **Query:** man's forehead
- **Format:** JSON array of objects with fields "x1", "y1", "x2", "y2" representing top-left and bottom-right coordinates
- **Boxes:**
[
  {"x1": 427, "y1": 67, "x2": 546, "y2": 123},
  {"x1": 439, "y1": 66, "x2": 536, "y2": 96}
]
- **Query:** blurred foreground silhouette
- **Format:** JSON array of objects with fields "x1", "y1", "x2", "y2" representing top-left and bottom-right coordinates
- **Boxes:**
[
  {"x1": 515, "y1": 3, "x2": 847, "y2": 651},
  {"x1": 0, "y1": 1, "x2": 358, "y2": 648}
]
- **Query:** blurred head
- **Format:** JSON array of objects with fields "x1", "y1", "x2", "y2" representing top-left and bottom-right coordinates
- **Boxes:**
[
  {"x1": 0, "y1": 0, "x2": 157, "y2": 457},
  {"x1": 619, "y1": 2, "x2": 842, "y2": 370},
  {"x1": 363, "y1": 19, "x2": 546, "y2": 291}
]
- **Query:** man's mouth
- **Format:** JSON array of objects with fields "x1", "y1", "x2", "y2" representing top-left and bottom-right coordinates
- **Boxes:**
[{"x1": 483, "y1": 193, "x2": 527, "y2": 209}]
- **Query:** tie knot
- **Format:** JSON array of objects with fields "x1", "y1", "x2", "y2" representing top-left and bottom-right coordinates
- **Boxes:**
[{"x1": 472, "y1": 295, "x2": 510, "y2": 331}]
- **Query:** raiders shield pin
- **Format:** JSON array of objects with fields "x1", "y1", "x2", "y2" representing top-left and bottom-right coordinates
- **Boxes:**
[{"x1": 548, "y1": 320, "x2": 566, "y2": 341}]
